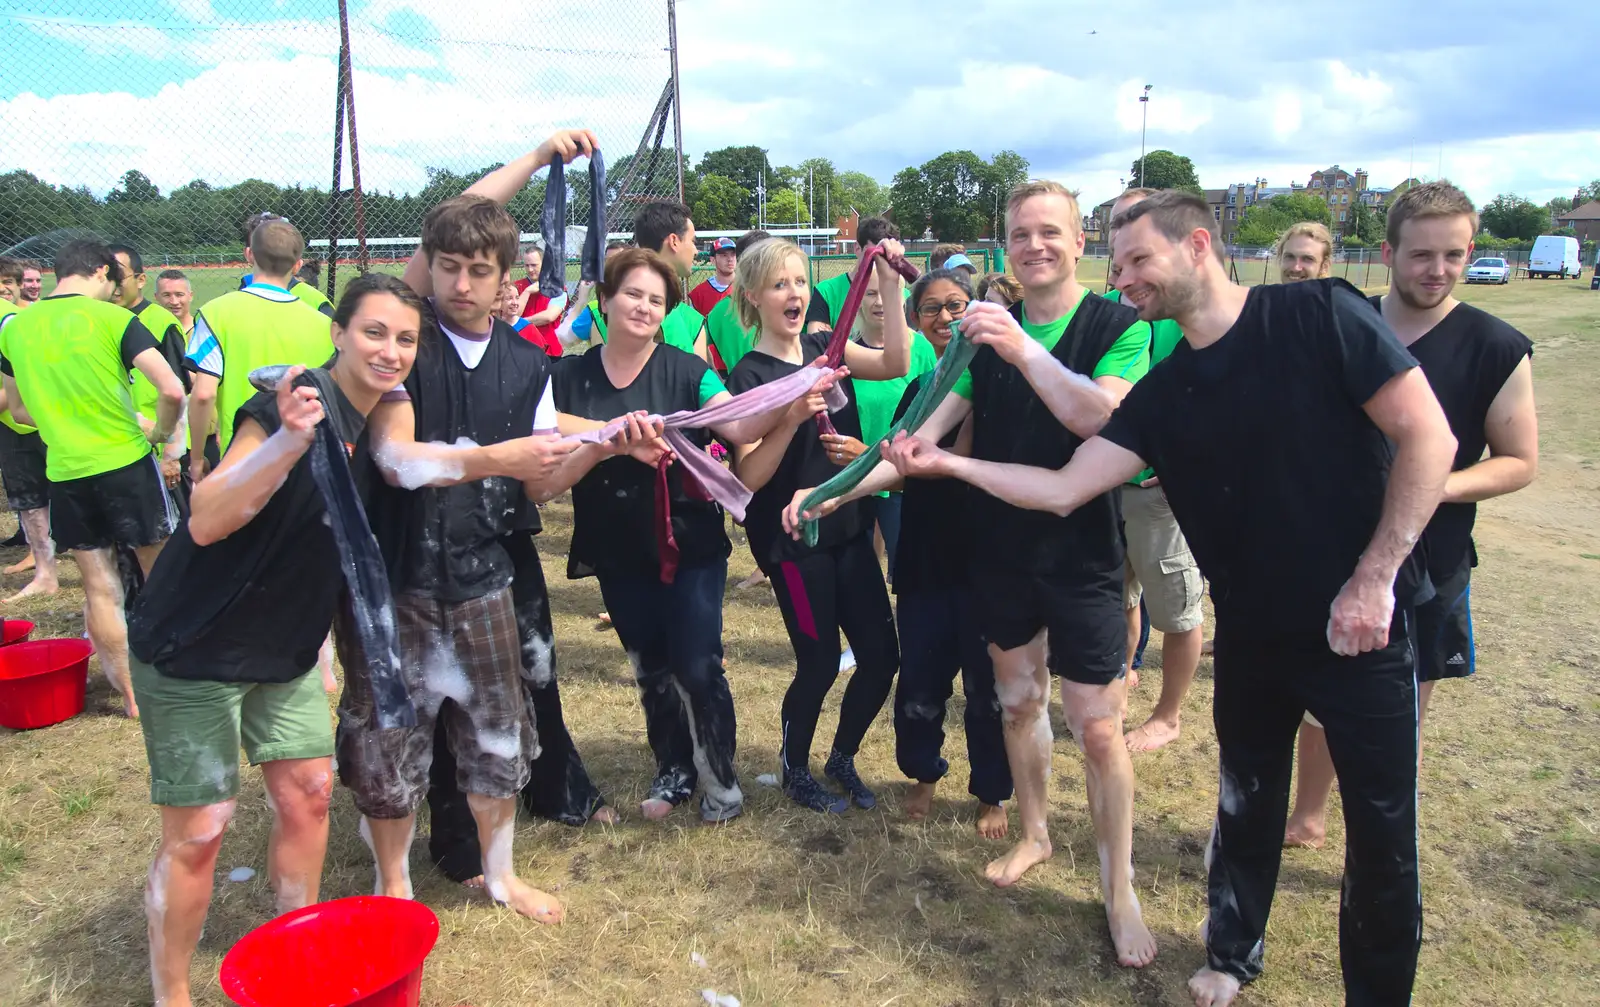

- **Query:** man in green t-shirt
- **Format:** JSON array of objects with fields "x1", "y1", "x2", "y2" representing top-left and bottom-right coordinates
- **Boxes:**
[
  {"x1": 0, "y1": 239, "x2": 185, "y2": 718},
  {"x1": 186, "y1": 219, "x2": 333, "y2": 479},
  {"x1": 786, "y1": 181, "x2": 1159, "y2": 968},
  {"x1": 0, "y1": 255, "x2": 59, "y2": 601},
  {"x1": 633, "y1": 200, "x2": 708, "y2": 356},
  {"x1": 1100, "y1": 188, "x2": 1204, "y2": 755},
  {"x1": 807, "y1": 216, "x2": 902, "y2": 333},
  {"x1": 111, "y1": 245, "x2": 189, "y2": 497}
]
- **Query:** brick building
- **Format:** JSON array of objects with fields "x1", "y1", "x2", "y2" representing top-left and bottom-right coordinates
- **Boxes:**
[{"x1": 1557, "y1": 200, "x2": 1600, "y2": 243}]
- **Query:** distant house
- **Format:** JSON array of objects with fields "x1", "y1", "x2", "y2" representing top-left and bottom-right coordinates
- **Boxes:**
[{"x1": 1556, "y1": 200, "x2": 1600, "y2": 243}]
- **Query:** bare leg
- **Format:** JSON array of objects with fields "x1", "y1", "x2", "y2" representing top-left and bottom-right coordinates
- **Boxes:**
[
  {"x1": 1122, "y1": 600, "x2": 1141, "y2": 691},
  {"x1": 134, "y1": 540, "x2": 165, "y2": 577},
  {"x1": 1417, "y1": 679, "x2": 1437, "y2": 775},
  {"x1": 985, "y1": 632, "x2": 1054, "y2": 886},
  {"x1": 260, "y1": 758, "x2": 333, "y2": 915},
  {"x1": 1284, "y1": 720, "x2": 1334, "y2": 849},
  {"x1": 147, "y1": 801, "x2": 236, "y2": 1007},
  {"x1": 2, "y1": 509, "x2": 56, "y2": 601},
  {"x1": 1188, "y1": 967, "x2": 1242, "y2": 1007},
  {"x1": 317, "y1": 636, "x2": 337, "y2": 694},
  {"x1": 976, "y1": 802, "x2": 1008, "y2": 840},
  {"x1": 359, "y1": 815, "x2": 418, "y2": 899},
  {"x1": 904, "y1": 781, "x2": 935, "y2": 820},
  {"x1": 1064, "y1": 677, "x2": 1157, "y2": 968},
  {"x1": 468, "y1": 793, "x2": 563, "y2": 923},
  {"x1": 74, "y1": 547, "x2": 136, "y2": 717},
  {"x1": 1126, "y1": 625, "x2": 1202, "y2": 753}
]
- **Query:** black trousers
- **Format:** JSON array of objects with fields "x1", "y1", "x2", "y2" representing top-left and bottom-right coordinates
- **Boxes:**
[
  {"x1": 766, "y1": 531, "x2": 899, "y2": 774},
  {"x1": 1206, "y1": 613, "x2": 1420, "y2": 1006},
  {"x1": 426, "y1": 533, "x2": 607, "y2": 881},
  {"x1": 598, "y1": 561, "x2": 741, "y2": 820},
  {"x1": 893, "y1": 586, "x2": 1011, "y2": 806}
]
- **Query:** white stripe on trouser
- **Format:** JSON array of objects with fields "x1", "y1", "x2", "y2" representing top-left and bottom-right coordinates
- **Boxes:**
[{"x1": 149, "y1": 454, "x2": 178, "y2": 533}]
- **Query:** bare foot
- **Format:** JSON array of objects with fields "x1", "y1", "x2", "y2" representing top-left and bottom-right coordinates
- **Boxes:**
[
  {"x1": 487, "y1": 874, "x2": 564, "y2": 923},
  {"x1": 462, "y1": 876, "x2": 485, "y2": 890},
  {"x1": 976, "y1": 802, "x2": 1008, "y2": 840},
  {"x1": 904, "y1": 781, "x2": 935, "y2": 821},
  {"x1": 1283, "y1": 815, "x2": 1326, "y2": 849},
  {"x1": 384, "y1": 877, "x2": 418, "y2": 898},
  {"x1": 1107, "y1": 888, "x2": 1157, "y2": 967},
  {"x1": 985, "y1": 838, "x2": 1052, "y2": 887},
  {"x1": 1126, "y1": 667, "x2": 1140, "y2": 690},
  {"x1": 3, "y1": 578, "x2": 57, "y2": 603},
  {"x1": 1125, "y1": 715, "x2": 1181, "y2": 753},
  {"x1": 3, "y1": 554, "x2": 35, "y2": 575},
  {"x1": 121, "y1": 693, "x2": 140, "y2": 719},
  {"x1": 1201, "y1": 639, "x2": 1214, "y2": 656},
  {"x1": 735, "y1": 570, "x2": 767, "y2": 590},
  {"x1": 588, "y1": 806, "x2": 620, "y2": 826},
  {"x1": 1188, "y1": 967, "x2": 1242, "y2": 1007},
  {"x1": 641, "y1": 798, "x2": 673, "y2": 821},
  {"x1": 597, "y1": 611, "x2": 611, "y2": 625}
]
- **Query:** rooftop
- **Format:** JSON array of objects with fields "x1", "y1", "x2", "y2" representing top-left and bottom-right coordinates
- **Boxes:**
[{"x1": 1558, "y1": 200, "x2": 1600, "y2": 221}]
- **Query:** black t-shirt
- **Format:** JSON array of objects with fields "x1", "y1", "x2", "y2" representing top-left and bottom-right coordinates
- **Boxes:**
[
  {"x1": 1372, "y1": 297, "x2": 1533, "y2": 579},
  {"x1": 362, "y1": 316, "x2": 549, "y2": 604},
  {"x1": 725, "y1": 330, "x2": 866, "y2": 568},
  {"x1": 129, "y1": 369, "x2": 367, "y2": 683},
  {"x1": 1100, "y1": 279, "x2": 1426, "y2": 636},
  {"x1": 890, "y1": 373, "x2": 972, "y2": 595},
  {"x1": 551, "y1": 345, "x2": 730, "y2": 579}
]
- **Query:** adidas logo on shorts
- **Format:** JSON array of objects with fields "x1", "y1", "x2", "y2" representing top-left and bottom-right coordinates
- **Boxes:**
[{"x1": 1446, "y1": 653, "x2": 1466, "y2": 666}]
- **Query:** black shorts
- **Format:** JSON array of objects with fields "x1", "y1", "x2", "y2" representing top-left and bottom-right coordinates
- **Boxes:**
[
  {"x1": 970, "y1": 567, "x2": 1126, "y2": 685},
  {"x1": 1415, "y1": 562, "x2": 1472, "y2": 683},
  {"x1": 48, "y1": 454, "x2": 176, "y2": 553},
  {"x1": 0, "y1": 425, "x2": 49, "y2": 513}
]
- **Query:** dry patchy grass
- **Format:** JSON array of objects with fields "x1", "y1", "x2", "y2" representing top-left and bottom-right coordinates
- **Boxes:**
[{"x1": 0, "y1": 279, "x2": 1597, "y2": 1006}]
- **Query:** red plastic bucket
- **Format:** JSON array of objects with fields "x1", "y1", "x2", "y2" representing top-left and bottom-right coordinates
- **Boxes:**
[
  {"x1": 220, "y1": 896, "x2": 440, "y2": 1007},
  {"x1": 0, "y1": 638, "x2": 93, "y2": 730},
  {"x1": 0, "y1": 620, "x2": 34, "y2": 647}
]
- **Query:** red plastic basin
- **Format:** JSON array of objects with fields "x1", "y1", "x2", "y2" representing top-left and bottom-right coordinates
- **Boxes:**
[
  {"x1": 0, "y1": 620, "x2": 34, "y2": 647},
  {"x1": 221, "y1": 896, "x2": 440, "y2": 1007},
  {"x1": 0, "y1": 638, "x2": 93, "y2": 730}
]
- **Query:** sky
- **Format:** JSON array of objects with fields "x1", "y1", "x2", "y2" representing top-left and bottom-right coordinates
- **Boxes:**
[{"x1": 1, "y1": 0, "x2": 1596, "y2": 216}]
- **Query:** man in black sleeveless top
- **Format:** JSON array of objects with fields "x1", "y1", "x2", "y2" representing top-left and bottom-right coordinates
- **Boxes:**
[
  {"x1": 882, "y1": 190, "x2": 1456, "y2": 1007},
  {"x1": 786, "y1": 180, "x2": 1161, "y2": 969}
]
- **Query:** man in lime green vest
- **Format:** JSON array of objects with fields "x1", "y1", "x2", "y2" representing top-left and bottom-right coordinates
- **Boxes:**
[
  {"x1": 111, "y1": 245, "x2": 189, "y2": 498},
  {"x1": 0, "y1": 255, "x2": 59, "y2": 600},
  {"x1": 186, "y1": 218, "x2": 334, "y2": 482},
  {"x1": 806, "y1": 216, "x2": 904, "y2": 333},
  {"x1": 0, "y1": 238, "x2": 185, "y2": 717},
  {"x1": 237, "y1": 212, "x2": 336, "y2": 317},
  {"x1": 704, "y1": 228, "x2": 771, "y2": 374},
  {"x1": 1102, "y1": 187, "x2": 1204, "y2": 754},
  {"x1": 564, "y1": 201, "x2": 709, "y2": 357}
]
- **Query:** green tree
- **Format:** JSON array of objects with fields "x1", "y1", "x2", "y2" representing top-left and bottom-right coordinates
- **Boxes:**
[
  {"x1": 836, "y1": 171, "x2": 888, "y2": 218},
  {"x1": 1130, "y1": 150, "x2": 1201, "y2": 193},
  {"x1": 691, "y1": 174, "x2": 750, "y2": 230},
  {"x1": 107, "y1": 169, "x2": 161, "y2": 204},
  {"x1": 763, "y1": 187, "x2": 810, "y2": 227},
  {"x1": 1546, "y1": 196, "x2": 1574, "y2": 215},
  {"x1": 886, "y1": 150, "x2": 1031, "y2": 242},
  {"x1": 1480, "y1": 194, "x2": 1548, "y2": 241},
  {"x1": 888, "y1": 166, "x2": 929, "y2": 237},
  {"x1": 1235, "y1": 193, "x2": 1333, "y2": 247},
  {"x1": 978, "y1": 149, "x2": 1031, "y2": 237},
  {"x1": 1577, "y1": 179, "x2": 1600, "y2": 204},
  {"x1": 1350, "y1": 198, "x2": 1384, "y2": 244},
  {"x1": 696, "y1": 145, "x2": 782, "y2": 223}
]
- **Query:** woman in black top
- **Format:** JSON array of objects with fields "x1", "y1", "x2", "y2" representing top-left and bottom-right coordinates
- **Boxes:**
[
  {"x1": 126, "y1": 274, "x2": 423, "y2": 1007},
  {"x1": 548, "y1": 248, "x2": 812, "y2": 823},
  {"x1": 889, "y1": 269, "x2": 1012, "y2": 838},
  {"x1": 724, "y1": 237, "x2": 912, "y2": 813}
]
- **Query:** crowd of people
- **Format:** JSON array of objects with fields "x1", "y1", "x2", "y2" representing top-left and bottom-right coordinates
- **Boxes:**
[{"x1": 0, "y1": 127, "x2": 1540, "y2": 1007}]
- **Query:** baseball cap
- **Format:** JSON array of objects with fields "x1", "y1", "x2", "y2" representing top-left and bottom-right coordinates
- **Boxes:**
[
  {"x1": 712, "y1": 237, "x2": 737, "y2": 251},
  {"x1": 942, "y1": 252, "x2": 976, "y2": 271}
]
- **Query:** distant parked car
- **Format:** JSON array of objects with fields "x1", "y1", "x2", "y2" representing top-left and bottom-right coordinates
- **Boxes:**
[{"x1": 1465, "y1": 257, "x2": 1511, "y2": 284}]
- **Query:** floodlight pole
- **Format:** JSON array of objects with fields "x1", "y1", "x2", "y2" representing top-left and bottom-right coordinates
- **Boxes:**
[{"x1": 1138, "y1": 84, "x2": 1152, "y2": 188}]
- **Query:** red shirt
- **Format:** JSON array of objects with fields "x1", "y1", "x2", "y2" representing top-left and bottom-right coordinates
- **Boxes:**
[
  {"x1": 513, "y1": 278, "x2": 562, "y2": 356},
  {"x1": 688, "y1": 276, "x2": 732, "y2": 317}
]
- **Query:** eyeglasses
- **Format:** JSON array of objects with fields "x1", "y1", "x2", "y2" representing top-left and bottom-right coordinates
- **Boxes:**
[{"x1": 916, "y1": 298, "x2": 970, "y2": 318}]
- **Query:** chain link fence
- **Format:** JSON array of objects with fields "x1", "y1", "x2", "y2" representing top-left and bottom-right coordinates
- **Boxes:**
[{"x1": 0, "y1": 0, "x2": 681, "y2": 298}]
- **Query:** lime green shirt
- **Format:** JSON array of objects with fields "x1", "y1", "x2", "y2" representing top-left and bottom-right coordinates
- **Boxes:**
[
  {"x1": 130, "y1": 300, "x2": 186, "y2": 442},
  {"x1": 0, "y1": 305, "x2": 32, "y2": 435},
  {"x1": 1103, "y1": 289, "x2": 1180, "y2": 484},
  {"x1": 0, "y1": 295, "x2": 157, "y2": 481},
  {"x1": 706, "y1": 298, "x2": 756, "y2": 372},
  {"x1": 289, "y1": 278, "x2": 334, "y2": 317},
  {"x1": 814, "y1": 272, "x2": 853, "y2": 326},
  {"x1": 660, "y1": 302, "x2": 705, "y2": 355},
  {"x1": 952, "y1": 291, "x2": 1152, "y2": 400},
  {"x1": 189, "y1": 285, "x2": 334, "y2": 449},
  {"x1": 850, "y1": 332, "x2": 940, "y2": 499}
]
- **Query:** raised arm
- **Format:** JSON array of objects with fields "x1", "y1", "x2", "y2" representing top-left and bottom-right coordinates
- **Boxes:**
[
  {"x1": 1328, "y1": 366, "x2": 1457, "y2": 655},
  {"x1": 840, "y1": 240, "x2": 911, "y2": 380},
  {"x1": 886, "y1": 431, "x2": 1145, "y2": 517},
  {"x1": 1443, "y1": 355, "x2": 1536, "y2": 503},
  {"x1": 188, "y1": 369, "x2": 321, "y2": 546},
  {"x1": 402, "y1": 129, "x2": 599, "y2": 296}
]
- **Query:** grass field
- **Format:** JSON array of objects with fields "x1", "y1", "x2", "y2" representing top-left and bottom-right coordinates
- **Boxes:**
[{"x1": 1, "y1": 277, "x2": 1597, "y2": 1006}]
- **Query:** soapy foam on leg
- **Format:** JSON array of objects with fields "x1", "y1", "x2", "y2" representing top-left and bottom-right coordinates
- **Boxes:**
[
  {"x1": 481, "y1": 817, "x2": 516, "y2": 905},
  {"x1": 672, "y1": 679, "x2": 742, "y2": 815}
]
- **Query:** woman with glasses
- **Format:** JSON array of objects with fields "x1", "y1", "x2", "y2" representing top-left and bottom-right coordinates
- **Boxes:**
[
  {"x1": 843, "y1": 269, "x2": 939, "y2": 584},
  {"x1": 890, "y1": 268, "x2": 1013, "y2": 838}
]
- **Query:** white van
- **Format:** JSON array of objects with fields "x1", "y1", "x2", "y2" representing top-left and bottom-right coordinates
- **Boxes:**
[{"x1": 1528, "y1": 235, "x2": 1580, "y2": 279}]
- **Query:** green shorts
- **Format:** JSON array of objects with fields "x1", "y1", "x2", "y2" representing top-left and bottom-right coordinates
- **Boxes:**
[{"x1": 131, "y1": 657, "x2": 334, "y2": 807}]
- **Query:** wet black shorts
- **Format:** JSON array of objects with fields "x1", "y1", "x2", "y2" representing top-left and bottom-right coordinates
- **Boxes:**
[
  {"x1": 969, "y1": 567, "x2": 1127, "y2": 685},
  {"x1": 1415, "y1": 562, "x2": 1473, "y2": 683},
  {"x1": 0, "y1": 424, "x2": 48, "y2": 513},
  {"x1": 48, "y1": 454, "x2": 176, "y2": 553}
]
